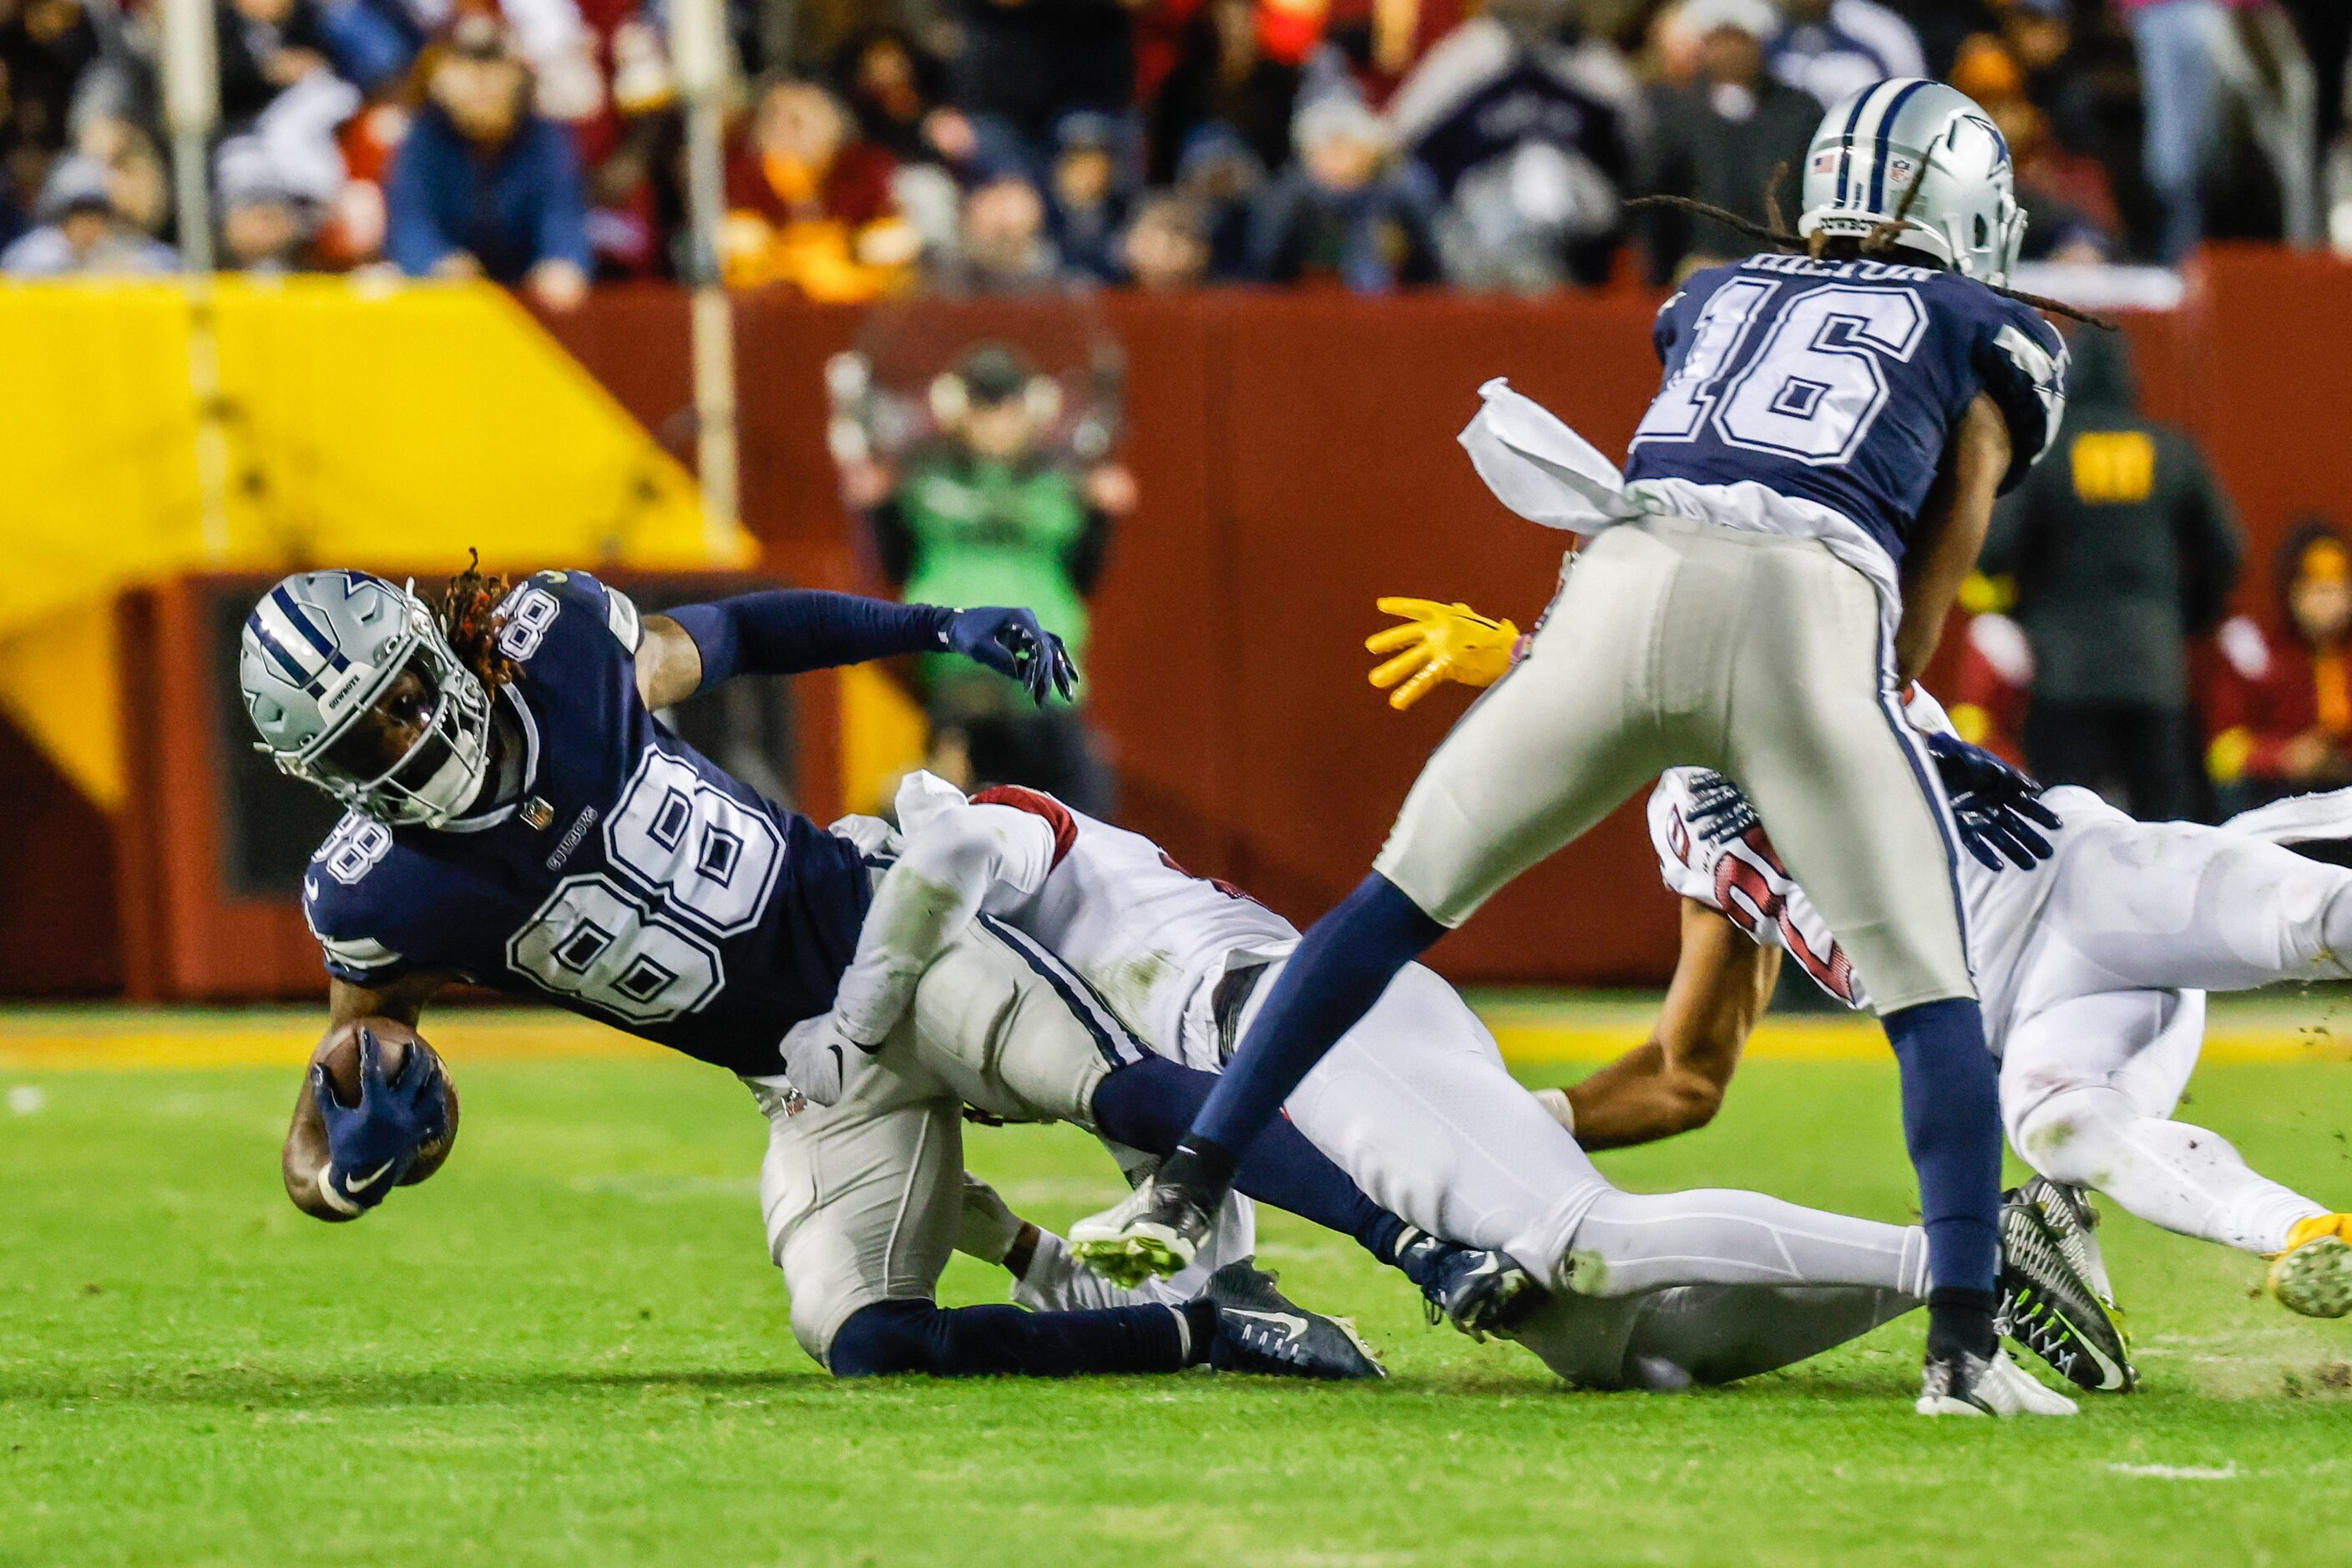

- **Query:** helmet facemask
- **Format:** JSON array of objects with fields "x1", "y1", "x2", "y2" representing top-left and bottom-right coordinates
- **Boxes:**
[{"x1": 276, "y1": 592, "x2": 495, "y2": 828}]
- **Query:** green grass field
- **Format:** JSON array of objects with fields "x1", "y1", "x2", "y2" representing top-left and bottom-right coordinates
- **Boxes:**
[{"x1": 3, "y1": 999, "x2": 2349, "y2": 1566}]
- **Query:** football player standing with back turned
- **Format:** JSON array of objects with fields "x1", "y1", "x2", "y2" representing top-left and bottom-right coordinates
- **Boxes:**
[
  {"x1": 243, "y1": 562, "x2": 1399, "y2": 1381},
  {"x1": 1074, "y1": 79, "x2": 2086, "y2": 1415}
]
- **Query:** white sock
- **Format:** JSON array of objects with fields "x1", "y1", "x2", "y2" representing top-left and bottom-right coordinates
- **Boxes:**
[{"x1": 2016, "y1": 1086, "x2": 2329, "y2": 1254}]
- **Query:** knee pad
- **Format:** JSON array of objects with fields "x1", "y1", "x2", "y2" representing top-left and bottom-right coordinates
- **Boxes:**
[
  {"x1": 2011, "y1": 1085, "x2": 2132, "y2": 1190},
  {"x1": 827, "y1": 1299, "x2": 945, "y2": 1378}
]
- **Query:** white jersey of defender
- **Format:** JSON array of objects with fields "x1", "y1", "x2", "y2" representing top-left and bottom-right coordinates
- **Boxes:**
[
  {"x1": 897, "y1": 774, "x2": 1298, "y2": 1070},
  {"x1": 1648, "y1": 689, "x2": 2352, "y2": 1051},
  {"x1": 1648, "y1": 768, "x2": 2126, "y2": 1044}
]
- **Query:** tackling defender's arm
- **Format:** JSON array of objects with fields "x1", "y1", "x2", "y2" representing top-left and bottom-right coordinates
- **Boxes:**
[
  {"x1": 282, "y1": 971, "x2": 453, "y2": 1221},
  {"x1": 1560, "y1": 898, "x2": 1778, "y2": 1148},
  {"x1": 777, "y1": 791, "x2": 1058, "y2": 1100},
  {"x1": 1894, "y1": 392, "x2": 2012, "y2": 685}
]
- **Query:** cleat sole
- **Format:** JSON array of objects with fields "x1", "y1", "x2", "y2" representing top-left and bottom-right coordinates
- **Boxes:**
[
  {"x1": 1069, "y1": 1227, "x2": 1194, "y2": 1288},
  {"x1": 2270, "y1": 1235, "x2": 2352, "y2": 1318}
]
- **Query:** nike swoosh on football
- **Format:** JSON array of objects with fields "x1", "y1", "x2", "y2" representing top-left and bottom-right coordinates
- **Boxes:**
[{"x1": 1222, "y1": 1308, "x2": 1308, "y2": 1343}]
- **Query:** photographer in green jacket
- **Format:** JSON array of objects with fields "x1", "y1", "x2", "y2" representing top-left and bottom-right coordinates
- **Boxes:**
[{"x1": 844, "y1": 341, "x2": 1129, "y2": 813}]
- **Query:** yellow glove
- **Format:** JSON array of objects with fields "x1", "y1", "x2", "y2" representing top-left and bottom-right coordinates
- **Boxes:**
[{"x1": 1365, "y1": 597, "x2": 1520, "y2": 711}]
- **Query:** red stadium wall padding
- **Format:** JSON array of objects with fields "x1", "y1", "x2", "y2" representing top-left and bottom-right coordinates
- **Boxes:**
[
  {"x1": 12, "y1": 250, "x2": 2349, "y2": 999},
  {"x1": 0, "y1": 711, "x2": 122, "y2": 995},
  {"x1": 543, "y1": 255, "x2": 2352, "y2": 989}
]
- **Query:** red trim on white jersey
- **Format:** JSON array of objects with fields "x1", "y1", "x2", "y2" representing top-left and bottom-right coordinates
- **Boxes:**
[{"x1": 971, "y1": 786, "x2": 1079, "y2": 869}]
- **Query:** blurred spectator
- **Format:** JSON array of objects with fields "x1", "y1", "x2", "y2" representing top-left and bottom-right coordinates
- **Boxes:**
[
  {"x1": 935, "y1": 170, "x2": 1066, "y2": 293},
  {"x1": 216, "y1": 134, "x2": 318, "y2": 271},
  {"x1": 2277, "y1": 0, "x2": 2348, "y2": 192},
  {"x1": 2118, "y1": 0, "x2": 2234, "y2": 262},
  {"x1": 1874, "y1": 0, "x2": 1999, "y2": 79},
  {"x1": 1248, "y1": 94, "x2": 1439, "y2": 291},
  {"x1": 846, "y1": 341, "x2": 1126, "y2": 814},
  {"x1": 1387, "y1": 0, "x2": 1642, "y2": 291},
  {"x1": 216, "y1": 0, "x2": 336, "y2": 129},
  {"x1": 1641, "y1": 0, "x2": 1818, "y2": 281},
  {"x1": 312, "y1": 0, "x2": 428, "y2": 95},
  {"x1": 498, "y1": 0, "x2": 601, "y2": 127},
  {"x1": 0, "y1": 151, "x2": 174, "y2": 274},
  {"x1": 583, "y1": 87, "x2": 683, "y2": 281},
  {"x1": 1982, "y1": 329, "x2": 2241, "y2": 822},
  {"x1": 1049, "y1": 111, "x2": 1128, "y2": 281},
  {"x1": 1767, "y1": 0, "x2": 1927, "y2": 108},
  {"x1": 948, "y1": 0, "x2": 1137, "y2": 173},
  {"x1": 0, "y1": 0, "x2": 100, "y2": 218},
  {"x1": 385, "y1": 18, "x2": 591, "y2": 310},
  {"x1": 79, "y1": 114, "x2": 175, "y2": 247},
  {"x1": 831, "y1": 26, "x2": 965, "y2": 169},
  {"x1": 1147, "y1": 0, "x2": 1301, "y2": 186},
  {"x1": 1120, "y1": 190, "x2": 1211, "y2": 288},
  {"x1": 2208, "y1": 520, "x2": 2352, "y2": 807},
  {"x1": 1173, "y1": 123, "x2": 1267, "y2": 280},
  {"x1": 1951, "y1": 33, "x2": 2119, "y2": 261},
  {"x1": 1995, "y1": 0, "x2": 2102, "y2": 155},
  {"x1": 721, "y1": 78, "x2": 916, "y2": 301}
]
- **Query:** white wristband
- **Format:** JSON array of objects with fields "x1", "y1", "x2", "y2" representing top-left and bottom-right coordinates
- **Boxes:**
[{"x1": 1533, "y1": 1086, "x2": 1576, "y2": 1137}]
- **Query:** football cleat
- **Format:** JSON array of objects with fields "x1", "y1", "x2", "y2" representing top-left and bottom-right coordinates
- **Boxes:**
[
  {"x1": 1916, "y1": 1347, "x2": 2078, "y2": 1417},
  {"x1": 2011, "y1": 1176, "x2": 2117, "y2": 1310},
  {"x1": 1070, "y1": 1176, "x2": 1215, "y2": 1288},
  {"x1": 2268, "y1": 1214, "x2": 2352, "y2": 1318},
  {"x1": 1412, "y1": 1242, "x2": 1542, "y2": 1342},
  {"x1": 1203, "y1": 1260, "x2": 1384, "y2": 1380},
  {"x1": 1999, "y1": 1190, "x2": 2137, "y2": 1392}
]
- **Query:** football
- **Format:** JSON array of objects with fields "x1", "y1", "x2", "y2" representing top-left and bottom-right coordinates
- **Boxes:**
[{"x1": 316, "y1": 1016, "x2": 461, "y2": 1183}]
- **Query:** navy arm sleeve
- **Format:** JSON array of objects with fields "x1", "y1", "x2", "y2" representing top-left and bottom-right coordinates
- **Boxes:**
[{"x1": 665, "y1": 591, "x2": 953, "y2": 685}]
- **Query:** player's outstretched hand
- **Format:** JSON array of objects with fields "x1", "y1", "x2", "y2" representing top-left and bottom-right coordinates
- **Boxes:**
[
  {"x1": 311, "y1": 1027, "x2": 448, "y2": 1215},
  {"x1": 944, "y1": 607, "x2": 1079, "y2": 707},
  {"x1": 1925, "y1": 732, "x2": 2061, "y2": 872},
  {"x1": 1365, "y1": 598, "x2": 1520, "y2": 711}
]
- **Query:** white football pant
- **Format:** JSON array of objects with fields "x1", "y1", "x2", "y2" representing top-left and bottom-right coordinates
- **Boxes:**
[{"x1": 1375, "y1": 511, "x2": 1973, "y2": 1013}]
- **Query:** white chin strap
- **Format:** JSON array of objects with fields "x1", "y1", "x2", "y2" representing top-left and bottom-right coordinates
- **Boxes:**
[{"x1": 407, "y1": 744, "x2": 489, "y2": 826}]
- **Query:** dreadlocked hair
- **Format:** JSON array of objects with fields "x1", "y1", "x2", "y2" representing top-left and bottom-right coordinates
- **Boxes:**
[
  {"x1": 1626, "y1": 180, "x2": 2117, "y2": 330},
  {"x1": 441, "y1": 550, "x2": 523, "y2": 696}
]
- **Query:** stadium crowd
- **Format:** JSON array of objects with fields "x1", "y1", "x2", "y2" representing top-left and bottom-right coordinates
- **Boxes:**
[{"x1": 3, "y1": 0, "x2": 2348, "y2": 296}]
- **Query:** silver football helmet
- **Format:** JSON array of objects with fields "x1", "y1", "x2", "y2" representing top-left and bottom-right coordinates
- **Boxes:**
[
  {"x1": 240, "y1": 570, "x2": 493, "y2": 827},
  {"x1": 1798, "y1": 78, "x2": 2025, "y2": 286}
]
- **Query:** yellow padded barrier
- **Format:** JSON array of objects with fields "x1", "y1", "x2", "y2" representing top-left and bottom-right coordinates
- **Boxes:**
[{"x1": 0, "y1": 276, "x2": 750, "y2": 805}]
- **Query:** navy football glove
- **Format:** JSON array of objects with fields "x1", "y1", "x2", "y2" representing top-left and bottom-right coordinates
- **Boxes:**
[
  {"x1": 1683, "y1": 771, "x2": 1761, "y2": 846},
  {"x1": 1925, "y1": 731, "x2": 2061, "y2": 872},
  {"x1": 943, "y1": 607, "x2": 1079, "y2": 707},
  {"x1": 311, "y1": 1027, "x2": 448, "y2": 1216}
]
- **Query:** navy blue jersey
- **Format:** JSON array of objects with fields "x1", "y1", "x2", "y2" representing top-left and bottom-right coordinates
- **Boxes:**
[
  {"x1": 302, "y1": 571, "x2": 871, "y2": 1077},
  {"x1": 1622, "y1": 253, "x2": 2067, "y2": 566}
]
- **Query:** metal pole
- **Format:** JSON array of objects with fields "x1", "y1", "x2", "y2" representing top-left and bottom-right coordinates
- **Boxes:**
[
  {"x1": 159, "y1": 0, "x2": 229, "y2": 559},
  {"x1": 670, "y1": 0, "x2": 741, "y2": 554}
]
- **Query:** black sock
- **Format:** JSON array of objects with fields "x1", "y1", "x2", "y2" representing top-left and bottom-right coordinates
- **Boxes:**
[
  {"x1": 829, "y1": 1299, "x2": 1201, "y2": 1378},
  {"x1": 1159, "y1": 1136, "x2": 1239, "y2": 1198},
  {"x1": 1926, "y1": 1286, "x2": 1998, "y2": 1362},
  {"x1": 1181, "y1": 1299, "x2": 1221, "y2": 1366}
]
